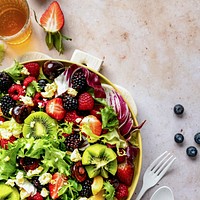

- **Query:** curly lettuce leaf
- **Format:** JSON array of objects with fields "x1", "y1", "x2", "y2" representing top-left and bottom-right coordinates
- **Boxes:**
[
  {"x1": 103, "y1": 181, "x2": 115, "y2": 200},
  {"x1": 0, "y1": 141, "x2": 22, "y2": 180},
  {"x1": 100, "y1": 106, "x2": 119, "y2": 131},
  {"x1": 58, "y1": 179, "x2": 82, "y2": 199},
  {"x1": 4, "y1": 61, "x2": 26, "y2": 82}
]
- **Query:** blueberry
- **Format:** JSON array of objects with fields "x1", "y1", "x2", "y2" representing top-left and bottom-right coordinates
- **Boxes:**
[
  {"x1": 174, "y1": 133, "x2": 184, "y2": 143},
  {"x1": 194, "y1": 132, "x2": 200, "y2": 144},
  {"x1": 174, "y1": 104, "x2": 184, "y2": 115},
  {"x1": 38, "y1": 79, "x2": 48, "y2": 91},
  {"x1": 186, "y1": 146, "x2": 198, "y2": 157}
]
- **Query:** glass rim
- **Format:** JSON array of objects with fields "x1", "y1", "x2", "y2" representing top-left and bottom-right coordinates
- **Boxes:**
[{"x1": 0, "y1": 0, "x2": 31, "y2": 41}]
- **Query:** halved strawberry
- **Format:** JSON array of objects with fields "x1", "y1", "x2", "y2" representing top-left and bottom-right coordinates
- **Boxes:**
[
  {"x1": 49, "y1": 172, "x2": 67, "y2": 199},
  {"x1": 116, "y1": 161, "x2": 134, "y2": 186},
  {"x1": 35, "y1": 1, "x2": 71, "y2": 54},
  {"x1": 80, "y1": 115, "x2": 102, "y2": 136},
  {"x1": 46, "y1": 98, "x2": 66, "y2": 121},
  {"x1": 40, "y1": 1, "x2": 64, "y2": 33}
]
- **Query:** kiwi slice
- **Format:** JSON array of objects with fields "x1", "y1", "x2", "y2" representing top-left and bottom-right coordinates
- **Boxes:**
[
  {"x1": 23, "y1": 111, "x2": 57, "y2": 138},
  {"x1": 82, "y1": 144, "x2": 117, "y2": 178},
  {"x1": 0, "y1": 183, "x2": 19, "y2": 200}
]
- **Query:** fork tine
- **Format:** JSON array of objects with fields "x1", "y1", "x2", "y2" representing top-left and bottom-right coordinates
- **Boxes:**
[
  {"x1": 156, "y1": 156, "x2": 176, "y2": 182},
  {"x1": 153, "y1": 152, "x2": 171, "y2": 173},
  {"x1": 147, "y1": 151, "x2": 168, "y2": 171}
]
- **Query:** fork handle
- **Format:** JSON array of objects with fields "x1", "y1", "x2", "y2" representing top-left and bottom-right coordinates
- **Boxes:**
[{"x1": 135, "y1": 185, "x2": 149, "y2": 200}]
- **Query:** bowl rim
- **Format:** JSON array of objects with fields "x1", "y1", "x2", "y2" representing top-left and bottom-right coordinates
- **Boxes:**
[{"x1": 17, "y1": 58, "x2": 142, "y2": 199}]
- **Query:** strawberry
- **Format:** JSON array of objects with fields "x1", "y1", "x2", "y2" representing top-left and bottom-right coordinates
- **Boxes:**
[
  {"x1": 27, "y1": 192, "x2": 43, "y2": 200},
  {"x1": 115, "y1": 183, "x2": 129, "y2": 200},
  {"x1": 23, "y1": 76, "x2": 37, "y2": 88},
  {"x1": 8, "y1": 84, "x2": 25, "y2": 100},
  {"x1": 24, "y1": 62, "x2": 40, "y2": 78},
  {"x1": 0, "y1": 135, "x2": 16, "y2": 149},
  {"x1": 49, "y1": 172, "x2": 67, "y2": 199},
  {"x1": 64, "y1": 110, "x2": 82, "y2": 124},
  {"x1": 116, "y1": 161, "x2": 134, "y2": 186},
  {"x1": 35, "y1": 1, "x2": 72, "y2": 54},
  {"x1": 46, "y1": 98, "x2": 66, "y2": 121},
  {"x1": 78, "y1": 92, "x2": 94, "y2": 111},
  {"x1": 80, "y1": 115, "x2": 102, "y2": 136}
]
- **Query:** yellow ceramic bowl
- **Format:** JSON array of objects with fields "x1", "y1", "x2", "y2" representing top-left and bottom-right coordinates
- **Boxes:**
[{"x1": 19, "y1": 58, "x2": 142, "y2": 199}]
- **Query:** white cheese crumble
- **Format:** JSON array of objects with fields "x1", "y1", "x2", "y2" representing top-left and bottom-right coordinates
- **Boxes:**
[
  {"x1": 67, "y1": 87, "x2": 78, "y2": 97},
  {"x1": 39, "y1": 173, "x2": 52, "y2": 185},
  {"x1": 20, "y1": 95, "x2": 34, "y2": 106},
  {"x1": 70, "y1": 149, "x2": 82, "y2": 162},
  {"x1": 41, "y1": 188, "x2": 49, "y2": 197},
  {"x1": 5, "y1": 179, "x2": 15, "y2": 187},
  {"x1": 27, "y1": 166, "x2": 43, "y2": 177},
  {"x1": 20, "y1": 188, "x2": 30, "y2": 200},
  {"x1": 21, "y1": 67, "x2": 30, "y2": 75},
  {"x1": 41, "y1": 82, "x2": 57, "y2": 98}
]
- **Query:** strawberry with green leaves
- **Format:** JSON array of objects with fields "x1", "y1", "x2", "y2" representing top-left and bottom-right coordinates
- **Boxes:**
[{"x1": 35, "y1": 1, "x2": 72, "y2": 54}]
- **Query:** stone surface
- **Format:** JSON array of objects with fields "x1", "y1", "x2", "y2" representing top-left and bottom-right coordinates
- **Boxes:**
[{"x1": 1, "y1": 1, "x2": 200, "y2": 199}]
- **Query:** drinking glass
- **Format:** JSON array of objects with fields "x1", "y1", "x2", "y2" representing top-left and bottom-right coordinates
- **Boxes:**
[{"x1": 0, "y1": 0, "x2": 32, "y2": 45}]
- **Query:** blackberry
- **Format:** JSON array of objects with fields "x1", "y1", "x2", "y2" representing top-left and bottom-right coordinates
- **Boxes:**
[
  {"x1": 0, "y1": 72, "x2": 13, "y2": 93},
  {"x1": 63, "y1": 94, "x2": 78, "y2": 111},
  {"x1": 64, "y1": 133, "x2": 83, "y2": 151},
  {"x1": 0, "y1": 95, "x2": 16, "y2": 117},
  {"x1": 79, "y1": 179, "x2": 93, "y2": 198},
  {"x1": 71, "y1": 70, "x2": 87, "y2": 91}
]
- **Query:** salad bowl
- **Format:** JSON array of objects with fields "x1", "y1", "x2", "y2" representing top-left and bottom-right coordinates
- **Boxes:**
[{"x1": 0, "y1": 58, "x2": 142, "y2": 200}]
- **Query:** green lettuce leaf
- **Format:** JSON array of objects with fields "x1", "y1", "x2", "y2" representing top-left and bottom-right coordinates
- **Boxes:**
[
  {"x1": 4, "y1": 61, "x2": 25, "y2": 82},
  {"x1": 100, "y1": 106, "x2": 119, "y2": 131},
  {"x1": 103, "y1": 181, "x2": 115, "y2": 200}
]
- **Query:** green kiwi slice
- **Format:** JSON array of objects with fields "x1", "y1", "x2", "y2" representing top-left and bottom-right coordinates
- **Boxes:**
[
  {"x1": 82, "y1": 144, "x2": 117, "y2": 178},
  {"x1": 23, "y1": 111, "x2": 57, "y2": 138},
  {"x1": 0, "y1": 183, "x2": 19, "y2": 200}
]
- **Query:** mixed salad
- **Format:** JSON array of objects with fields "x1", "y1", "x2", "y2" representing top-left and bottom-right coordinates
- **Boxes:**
[{"x1": 0, "y1": 60, "x2": 142, "y2": 200}]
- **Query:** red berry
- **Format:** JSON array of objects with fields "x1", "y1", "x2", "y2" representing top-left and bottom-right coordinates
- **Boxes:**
[
  {"x1": 0, "y1": 135, "x2": 16, "y2": 149},
  {"x1": 33, "y1": 93, "x2": 45, "y2": 106},
  {"x1": 46, "y1": 98, "x2": 66, "y2": 121},
  {"x1": 24, "y1": 62, "x2": 40, "y2": 78},
  {"x1": 78, "y1": 92, "x2": 94, "y2": 111},
  {"x1": 0, "y1": 116, "x2": 5, "y2": 122},
  {"x1": 116, "y1": 161, "x2": 134, "y2": 186},
  {"x1": 28, "y1": 192, "x2": 44, "y2": 200},
  {"x1": 23, "y1": 76, "x2": 37, "y2": 88},
  {"x1": 40, "y1": 1, "x2": 64, "y2": 32},
  {"x1": 8, "y1": 84, "x2": 25, "y2": 101},
  {"x1": 115, "y1": 183, "x2": 129, "y2": 200},
  {"x1": 64, "y1": 110, "x2": 82, "y2": 124}
]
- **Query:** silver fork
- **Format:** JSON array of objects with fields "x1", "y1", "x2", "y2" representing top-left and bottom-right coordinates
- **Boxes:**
[{"x1": 135, "y1": 151, "x2": 176, "y2": 200}]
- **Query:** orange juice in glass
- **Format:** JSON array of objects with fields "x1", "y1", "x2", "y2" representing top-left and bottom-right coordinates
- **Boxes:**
[{"x1": 0, "y1": 0, "x2": 32, "y2": 45}]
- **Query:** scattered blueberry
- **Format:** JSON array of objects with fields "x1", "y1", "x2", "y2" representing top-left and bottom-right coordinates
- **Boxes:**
[
  {"x1": 194, "y1": 132, "x2": 200, "y2": 144},
  {"x1": 174, "y1": 104, "x2": 184, "y2": 115},
  {"x1": 174, "y1": 133, "x2": 184, "y2": 143},
  {"x1": 186, "y1": 146, "x2": 198, "y2": 157}
]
